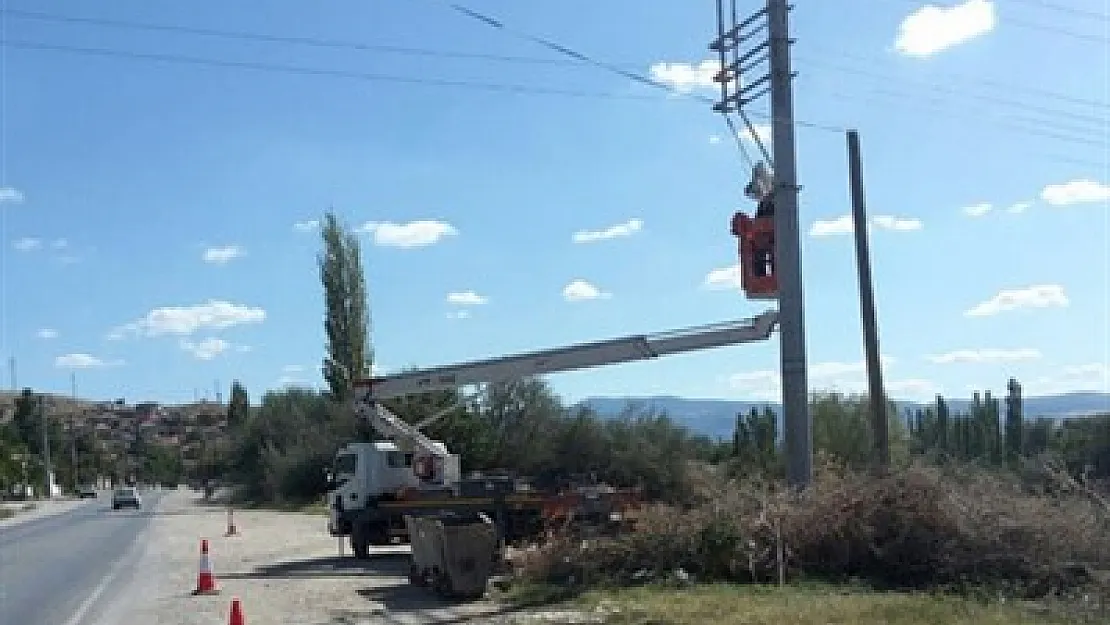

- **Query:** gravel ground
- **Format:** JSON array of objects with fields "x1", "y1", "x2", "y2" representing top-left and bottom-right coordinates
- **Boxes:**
[
  {"x1": 102, "y1": 489, "x2": 598, "y2": 625},
  {"x1": 0, "y1": 496, "x2": 87, "y2": 529}
]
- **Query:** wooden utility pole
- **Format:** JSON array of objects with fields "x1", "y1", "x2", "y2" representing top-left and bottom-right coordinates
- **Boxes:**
[
  {"x1": 39, "y1": 395, "x2": 52, "y2": 498},
  {"x1": 846, "y1": 129, "x2": 890, "y2": 471}
]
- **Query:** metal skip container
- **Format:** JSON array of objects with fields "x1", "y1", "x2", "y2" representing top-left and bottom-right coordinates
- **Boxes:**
[{"x1": 405, "y1": 512, "x2": 500, "y2": 599}]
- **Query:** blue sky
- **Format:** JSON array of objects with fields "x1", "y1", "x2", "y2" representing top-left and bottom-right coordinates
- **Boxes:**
[{"x1": 1, "y1": 0, "x2": 1107, "y2": 405}]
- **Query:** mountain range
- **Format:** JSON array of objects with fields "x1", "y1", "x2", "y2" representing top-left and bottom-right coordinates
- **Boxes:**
[{"x1": 578, "y1": 392, "x2": 1110, "y2": 441}]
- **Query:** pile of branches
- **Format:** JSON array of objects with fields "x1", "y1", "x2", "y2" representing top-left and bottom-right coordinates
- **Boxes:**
[{"x1": 514, "y1": 457, "x2": 1110, "y2": 598}]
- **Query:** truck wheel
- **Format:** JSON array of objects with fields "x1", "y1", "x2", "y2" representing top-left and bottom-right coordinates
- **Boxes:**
[
  {"x1": 432, "y1": 569, "x2": 453, "y2": 598},
  {"x1": 369, "y1": 523, "x2": 391, "y2": 546},
  {"x1": 350, "y1": 526, "x2": 371, "y2": 560}
]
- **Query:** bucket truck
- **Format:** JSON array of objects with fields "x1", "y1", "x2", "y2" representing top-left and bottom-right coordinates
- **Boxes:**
[{"x1": 327, "y1": 310, "x2": 778, "y2": 558}]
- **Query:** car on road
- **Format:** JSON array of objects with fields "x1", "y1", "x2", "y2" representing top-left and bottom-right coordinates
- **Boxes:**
[
  {"x1": 111, "y1": 487, "x2": 142, "y2": 510},
  {"x1": 77, "y1": 486, "x2": 97, "y2": 499}
]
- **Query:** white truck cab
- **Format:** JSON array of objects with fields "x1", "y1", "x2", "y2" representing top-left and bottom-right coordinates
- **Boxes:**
[{"x1": 327, "y1": 440, "x2": 462, "y2": 538}]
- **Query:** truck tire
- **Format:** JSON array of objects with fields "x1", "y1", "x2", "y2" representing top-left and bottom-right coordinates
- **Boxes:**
[
  {"x1": 350, "y1": 525, "x2": 371, "y2": 560},
  {"x1": 432, "y1": 569, "x2": 453, "y2": 598}
]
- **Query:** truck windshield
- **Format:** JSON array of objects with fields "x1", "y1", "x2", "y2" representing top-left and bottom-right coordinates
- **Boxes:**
[{"x1": 334, "y1": 453, "x2": 357, "y2": 475}]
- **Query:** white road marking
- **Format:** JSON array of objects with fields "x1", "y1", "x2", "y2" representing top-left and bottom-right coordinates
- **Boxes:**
[{"x1": 62, "y1": 499, "x2": 159, "y2": 625}]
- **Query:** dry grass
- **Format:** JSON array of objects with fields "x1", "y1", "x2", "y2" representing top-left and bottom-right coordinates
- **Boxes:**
[
  {"x1": 513, "y1": 457, "x2": 1110, "y2": 621},
  {"x1": 503, "y1": 582, "x2": 1080, "y2": 625}
]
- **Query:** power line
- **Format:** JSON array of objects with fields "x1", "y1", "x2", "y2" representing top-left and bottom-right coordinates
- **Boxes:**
[
  {"x1": 0, "y1": 7, "x2": 581, "y2": 67},
  {"x1": 431, "y1": 0, "x2": 781, "y2": 164},
  {"x1": 883, "y1": 0, "x2": 1110, "y2": 45},
  {"x1": 827, "y1": 83, "x2": 1109, "y2": 166},
  {"x1": 4, "y1": 16, "x2": 1103, "y2": 157},
  {"x1": 801, "y1": 56, "x2": 1110, "y2": 135},
  {"x1": 801, "y1": 43, "x2": 1109, "y2": 111},
  {"x1": 0, "y1": 36, "x2": 847, "y2": 137},
  {"x1": 1007, "y1": 0, "x2": 1110, "y2": 22},
  {"x1": 8, "y1": 6, "x2": 1101, "y2": 133},
  {"x1": 6, "y1": 36, "x2": 1101, "y2": 158},
  {"x1": 0, "y1": 38, "x2": 661, "y2": 100}
]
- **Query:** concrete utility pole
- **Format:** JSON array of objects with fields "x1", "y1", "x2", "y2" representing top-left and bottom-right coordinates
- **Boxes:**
[
  {"x1": 766, "y1": 0, "x2": 812, "y2": 488},
  {"x1": 847, "y1": 130, "x2": 890, "y2": 472},
  {"x1": 711, "y1": 0, "x2": 811, "y2": 488},
  {"x1": 39, "y1": 395, "x2": 52, "y2": 498}
]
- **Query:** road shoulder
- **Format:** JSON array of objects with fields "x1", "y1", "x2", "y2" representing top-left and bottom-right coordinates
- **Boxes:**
[
  {"x1": 97, "y1": 492, "x2": 570, "y2": 624},
  {"x1": 0, "y1": 497, "x2": 89, "y2": 530}
]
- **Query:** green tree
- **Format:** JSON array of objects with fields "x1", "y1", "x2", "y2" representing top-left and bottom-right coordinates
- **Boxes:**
[
  {"x1": 935, "y1": 395, "x2": 950, "y2": 454},
  {"x1": 731, "y1": 407, "x2": 779, "y2": 476},
  {"x1": 1004, "y1": 377, "x2": 1024, "y2": 464},
  {"x1": 319, "y1": 211, "x2": 372, "y2": 402},
  {"x1": 228, "y1": 380, "x2": 250, "y2": 427}
]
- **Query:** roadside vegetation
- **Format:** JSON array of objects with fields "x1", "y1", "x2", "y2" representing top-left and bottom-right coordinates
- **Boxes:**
[{"x1": 4, "y1": 210, "x2": 1109, "y2": 623}]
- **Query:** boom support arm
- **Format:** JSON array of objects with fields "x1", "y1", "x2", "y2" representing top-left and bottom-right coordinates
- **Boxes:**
[
  {"x1": 355, "y1": 310, "x2": 778, "y2": 400},
  {"x1": 351, "y1": 398, "x2": 445, "y2": 459}
]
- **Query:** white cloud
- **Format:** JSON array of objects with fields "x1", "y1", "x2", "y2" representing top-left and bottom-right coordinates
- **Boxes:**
[
  {"x1": 871, "y1": 215, "x2": 923, "y2": 231},
  {"x1": 51, "y1": 238, "x2": 68, "y2": 249},
  {"x1": 887, "y1": 378, "x2": 939, "y2": 397},
  {"x1": 0, "y1": 186, "x2": 24, "y2": 204},
  {"x1": 446, "y1": 310, "x2": 471, "y2": 320},
  {"x1": 963, "y1": 202, "x2": 992, "y2": 217},
  {"x1": 282, "y1": 364, "x2": 305, "y2": 374},
  {"x1": 737, "y1": 123, "x2": 773, "y2": 145},
  {"x1": 1006, "y1": 201, "x2": 1032, "y2": 214},
  {"x1": 203, "y1": 245, "x2": 246, "y2": 265},
  {"x1": 894, "y1": 0, "x2": 996, "y2": 58},
  {"x1": 293, "y1": 219, "x2": 320, "y2": 233},
  {"x1": 1027, "y1": 363, "x2": 1109, "y2": 395},
  {"x1": 13, "y1": 237, "x2": 41, "y2": 251},
  {"x1": 36, "y1": 328, "x2": 59, "y2": 340},
  {"x1": 562, "y1": 279, "x2": 611, "y2": 302},
  {"x1": 276, "y1": 375, "x2": 304, "y2": 388},
  {"x1": 55, "y1": 353, "x2": 122, "y2": 369},
  {"x1": 708, "y1": 135, "x2": 723, "y2": 145},
  {"x1": 109, "y1": 299, "x2": 266, "y2": 339},
  {"x1": 179, "y1": 337, "x2": 234, "y2": 360},
  {"x1": 810, "y1": 217, "x2": 854, "y2": 237},
  {"x1": 1041, "y1": 179, "x2": 1110, "y2": 206},
  {"x1": 927, "y1": 348, "x2": 1042, "y2": 365},
  {"x1": 648, "y1": 60, "x2": 721, "y2": 92},
  {"x1": 572, "y1": 219, "x2": 644, "y2": 244},
  {"x1": 727, "y1": 356, "x2": 930, "y2": 400},
  {"x1": 809, "y1": 214, "x2": 923, "y2": 237},
  {"x1": 703, "y1": 265, "x2": 742, "y2": 291},
  {"x1": 446, "y1": 291, "x2": 488, "y2": 306},
  {"x1": 357, "y1": 220, "x2": 458, "y2": 249},
  {"x1": 965, "y1": 284, "x2": 1068, "y2": 317}
]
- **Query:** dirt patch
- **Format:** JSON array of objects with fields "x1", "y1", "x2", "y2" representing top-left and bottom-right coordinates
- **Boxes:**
[{"x1": 106, "y1": 489, "x2": 585, "y2": 624}]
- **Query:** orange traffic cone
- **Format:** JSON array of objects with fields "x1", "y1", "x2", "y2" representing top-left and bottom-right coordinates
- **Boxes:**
[
  {"x1": 228, "y1": 597, "x2": 245, "y2": 625},
  {"x1": 225, "y1": 508, "x2": 238, "y2": 537},
  {"x1": 192, "y1": 539, "x2": 220, "y2": 595}
]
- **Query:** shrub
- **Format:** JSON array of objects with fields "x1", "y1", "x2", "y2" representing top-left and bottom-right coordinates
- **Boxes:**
[{"x1": 517, "y1": 458, "x2": 1110, "y2": 599}]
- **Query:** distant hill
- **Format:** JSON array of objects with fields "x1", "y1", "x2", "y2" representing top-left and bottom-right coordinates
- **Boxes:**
[{"x1": 578, "y1": 392, "x2": 1110, "y2": 441}]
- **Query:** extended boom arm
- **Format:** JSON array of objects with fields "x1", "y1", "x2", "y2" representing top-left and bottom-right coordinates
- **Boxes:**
[
  {"x1": 349, "y1": 309, "x2": 778, "y2": 481},
  {"x1": 356, "y1": 309, "x2": 778, "y2": 400}
]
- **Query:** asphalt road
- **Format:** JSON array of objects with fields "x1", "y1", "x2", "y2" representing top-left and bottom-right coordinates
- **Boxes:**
[{"x1": 0, "y1": 491, "x2": 162, "y2": 625}]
